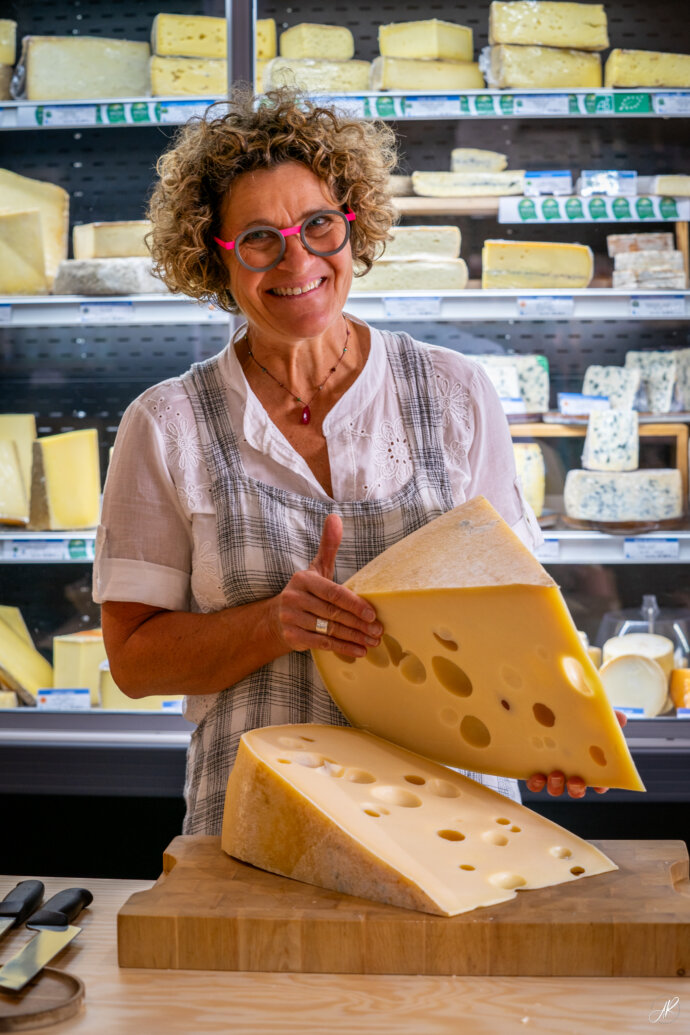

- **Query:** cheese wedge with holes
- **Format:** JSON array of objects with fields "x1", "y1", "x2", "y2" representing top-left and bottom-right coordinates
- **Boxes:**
[
  {"x1": 0, "y1": 415, "x2": 36, "y2": 495},
  {"x1": 280, "y1": 24, "x2": 354, "y2": 61},
  {"x1": 313, "y1": 497, "x2": 644, "y2": 792},
  {"x1": 482, "y1": 240, "x2": 593, "y2": 289},
  {"x1": 0, "y1": 170, "x2": 69, "y2": 288},
  {"x1": 73, "y1": 221, "x2": 151, "y2": 260},
  {"x1": 0, "y1": 440, "x2": 28, "y2": 525},
  {"x1": 372, "y1": 57, "x2": 483, "y2": 91},
  {"x1": 489, "y1": 2, "x2": 609, "y2": 51},
  {"x1": 0, "y1": 210, "x2": 48, "y2": 295},
  {"x1": 29, "y1": 429, "x2": 101, "y2": 531},
  {"x1": 605, "y1": 49, "x2": 690, "y2": 88},
  {"x1": 0, "y1": 611, "x2": 52, "y2": 703},
  {"x1": 222, "y1": 724, "x2": 618, "y2": 916},
  {"x1": 53, "y1": 629, "x2": 107, "y2": 706},
  {"x1": 151, "y1": 13, "x2": 226, "y2": 59},
  {"x1": 150, "y1": 56, "x2": 226, "y2": 97},
  {"x1": 0, "y1": 20, "x2": 16, "y2": 65},
  {"x1": 489, "y1": 44, "x2": 602, "y2": 88},
  {"x1": 256, "y1": 19, "x2": 277, "y2": 61},
  {"x1": 23, "y1": 36, "x2": 150, "y2": 100},
  {"x1": 379, "y1": 19, "x2": 473, "y2": 62},
  {"x1": 384, "y1": 226, "x2": 461, "y2": 261},
  {"x1": 350, "y1": 259, "x2": 468, "y2": 292}
]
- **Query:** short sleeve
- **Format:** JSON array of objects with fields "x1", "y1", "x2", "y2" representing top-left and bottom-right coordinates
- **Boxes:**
[{"x1": 92, "y1": 394, "x2": 193, "y2": 610}]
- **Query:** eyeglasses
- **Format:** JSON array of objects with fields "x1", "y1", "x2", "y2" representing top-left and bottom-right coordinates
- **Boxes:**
[{"x1": 214, "y1": 208, "x2": 356, "y2": 273}]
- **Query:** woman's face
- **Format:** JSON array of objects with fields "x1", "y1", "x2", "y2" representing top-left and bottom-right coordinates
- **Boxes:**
[{"x1": 218, "y1": 161, "x2": 354, "y2": 342}]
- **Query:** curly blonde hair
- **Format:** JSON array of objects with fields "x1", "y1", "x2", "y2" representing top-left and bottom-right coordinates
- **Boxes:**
[{"x1": 147, "y1": 87, "x2": 399, "y2": 313}]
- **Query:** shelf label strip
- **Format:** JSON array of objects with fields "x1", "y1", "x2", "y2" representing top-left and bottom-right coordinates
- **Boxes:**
[
  {"x1": 499, "y1": 195, "x2": 689, "y2": 224},
  {"x1": 0, "y1": 538, "x2": 95, "y2": 561},
  {"x1": 623, "y1": 538, "x2": 680, "y2": 560}
]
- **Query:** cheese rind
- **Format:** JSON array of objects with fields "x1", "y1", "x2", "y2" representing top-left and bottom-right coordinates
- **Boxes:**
[
  {"x1": 23, "y1": 36, "x2": 150, "y2": 100},
  {"x1": 488, "y1": 44, "x2": 602, "y2": 88},
  {"x1": 489, "y1": 2, "x2": 609, "y2": 51},
  {"x1": 150, "y1": 55, "x2": 226, "y2": 97},
  {"x1": 384, "y1": 226, "x2": 461, "y2": 261},
  {"x1": 451, "y1": 148, "x2": 508, "y2": 173},
  {"x1": 474, "y1": 355, "x2": 550, "y2": 413},
  {"x1": 350, "y1": 260, "x2": 468, "y2": 292},
  {"x1": 256, "y1": 19, "x2": 277, "y2": 61},
  {"x1": 412, "y1": 171, "x2": 525, "y2": 197},
  {"x1": 54, "y1": 258, "x2": 167, "y2": 296},
  {"x1": 482, "y1": 240, "x2": 593, "y2": 289},
  {"x1": 279, "y1": 24, "x2": 354, "y2": 61},
  {"x1": 73, "y1": 221, "x2": 151, "y2": 260},
  {"x1": 0, "y1": 210, "x2": 49, "y2": 295},
  {"x1": 605, "y1": 49, "x2": 690, "y2": 88},
  {"x1": 264, "y1": 58, "x2": 371, "y2": 93},
  {"x1": 0, "y1": 20, "x2": 16, "y2": 65},
  {"x1": 582, "y1": 411, "x2": 638, "y2": 472},
  {"x1": 513, "y1": 443, "x2": 545, "y2": 516},
  {"x1": 599, "y1": 655, "x2": 668, "y2": 717},
  {"x1": 222, "y1": 724, "x2": 618, "y2": 917},
  {"x1": 624, "y1": 351, "x2": 676, "y2": 414},
  {"x1": 0, "y1": 169, "x2": 69, "y2": 287},
  {"x1": 564, "y1": 469, "x2": 683, "y2": 522},
  {"x1": 372, "y1": 57, "x2": 484, "y2": 91},
  {"x1": 0, "y1": 440, "x2": 28, "y2": 525},
  {"x1": 53, "y1": 629, "x2": 106, "y2": 705},
  {"x1": 379, "y1": 20, "x2": 473, "y2": 62},
  {"x1": 313, "y1": 497, "x2": 644, "y2": 792},
  {"x1": 582, "y1": 366, "x2": 640, "y2": 410},
  {"x1": 151, "y1": 14, "x2": 226, "y2": 59},
  {"x1": 28, "y1": 429, "x2": 101, "y2": 531}
]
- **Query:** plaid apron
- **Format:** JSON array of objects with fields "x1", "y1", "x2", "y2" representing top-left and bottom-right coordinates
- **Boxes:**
[{"x1": 180, "y1": 329, "x2": 519, "y2": 835}]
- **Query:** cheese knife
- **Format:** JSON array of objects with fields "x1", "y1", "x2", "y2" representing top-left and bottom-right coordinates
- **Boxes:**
[
  {"x1": 0, "y1": 887, "x2": 93, "y2": 992},
  {"x1": 0, "y1": 881, "x2": 44, "y2": 943}
]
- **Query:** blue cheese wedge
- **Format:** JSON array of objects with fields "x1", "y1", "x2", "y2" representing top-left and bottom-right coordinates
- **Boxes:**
[
  {"x1": 624, "y1": 351, "x2": 677, "y2": 413},
  {"x1": 582, "y1": 366, "x2": 640, "y2": 410},
  {"x1": 582, "y1": 411, "x2": 639, "y2": 472},
  {"x1": 451, "y1": 148, "x2": 508, "y2": 172},
  {"x1": 473, "y1": 354, "x2": 550, "y2": 413},
  {"x1": 513, "y1": 443, "x2": 545, "y2": 516},
  {"x1": 675, "y1": 348, "x2": 690, "y2": 411},
  {"x1": 564, "y1": 469, "x2": 683, "y2": 522}
]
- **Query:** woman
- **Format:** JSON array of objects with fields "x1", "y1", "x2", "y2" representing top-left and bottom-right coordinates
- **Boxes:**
[{"x1": 94, "y1": 89, "x2": 613, "y2": 836}]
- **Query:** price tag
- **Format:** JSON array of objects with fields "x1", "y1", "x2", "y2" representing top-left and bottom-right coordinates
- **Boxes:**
[
  {"x1": 677, "y1": 708, "x2": 690, "y2": 719},
  {"x1": 652, "y1": 92, "x2": 690, "y2": 115},
  {"x1": 38, "y1": 105, "x2": 98, "y2": 127},
  {"x1": 617, "y1": 706, "x2": 645, "y2": 718},
  {"x1": 382, "y1": 296, "x2": 442, "y2": 318},
  {"x1": 624, "y1": 538, "x2": 679, "y2": 560},
  {"x1": 80, "y1": 301, "x2": 134, "y2": 324},
  {"x1": 310, "y1": 94, "x2": 367, "y2": 118},
  {"x1": 557, "y1": 392, "x2": 610, "y2": 416},
  {"x1": 536, "y1": 538, "x2": 560, "y2": 561},
  {"x1": 629, "y1": 295, "x2": 687, "y2": 318},
  {"x1": 517, "y1": 296, "x2": 574, "y2": 318},
  {"x1": 36, "y1": 688, "x2": 91, "y2": 710},
  {"x1": 499, "y1": 397, "x2": 526, "y2": 415},
  {"x1": 156, "y1": 100, "x2": 215, "y2": 124},
  {"x1": 0, "y1": 304, "x2": 11, "y2": 325},
  {"x1": 524, "y1": 171, "x2": 573, "y2": 196},
  {"x1": 161, "y1": 699, "x2": 184, "y2": 713},
  {"x1": 402, "y1": 95, "x2": 460, "y2": 118},
  {"x1": 513, "y1": 94, "x2": 569, "y2": 115},
  {"x1": 0, "y1": 538, "x2": 95, "y2": 561}
]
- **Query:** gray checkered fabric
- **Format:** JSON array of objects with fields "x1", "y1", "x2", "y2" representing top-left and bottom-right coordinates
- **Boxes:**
[{"x1": 179, "y1": 329, "x2": 519, "y2": 835}]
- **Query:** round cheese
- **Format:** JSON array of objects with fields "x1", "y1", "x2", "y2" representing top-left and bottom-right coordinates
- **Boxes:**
[
  {"x1": 599, "y1": 655, "x2": 668, "y2": 717},
  {"x1": 602, "y1": 633, "x2": 674, "y2": 682}
]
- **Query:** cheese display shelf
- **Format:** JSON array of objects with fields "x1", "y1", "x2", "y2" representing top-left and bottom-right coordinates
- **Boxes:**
[
  {"x1": 0, "y1": 97, "x2": 226, "y2": 131},
  {"x1": 0, "y1": 530, "x2": 96, "y2": 563},
  {"x1": 0, "y1": 295, "x2": 231, "y2": 328}
]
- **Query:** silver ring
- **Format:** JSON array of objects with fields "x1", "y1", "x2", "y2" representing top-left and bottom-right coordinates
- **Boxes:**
[{"x1": 315, "y1": 617, "x2": 329, "y2": 635}]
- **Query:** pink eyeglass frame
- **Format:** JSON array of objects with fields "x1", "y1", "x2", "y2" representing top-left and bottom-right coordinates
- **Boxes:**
[{"x1": 213, "y1": 208, "x2": 356, "y2": 253}]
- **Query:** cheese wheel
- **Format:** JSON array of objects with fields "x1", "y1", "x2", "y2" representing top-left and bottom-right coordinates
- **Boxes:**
[
  {"x1": 599, "y1": 655, "x2": 668, "y2": 717},
  {"x1": 602, "y1": 633, "x2": 674, "y2": 682}
]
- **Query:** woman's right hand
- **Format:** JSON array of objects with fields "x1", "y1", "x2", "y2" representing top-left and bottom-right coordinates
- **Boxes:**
[{"x1": 271, "y1": 513, "x2": 383, "y2": 657}]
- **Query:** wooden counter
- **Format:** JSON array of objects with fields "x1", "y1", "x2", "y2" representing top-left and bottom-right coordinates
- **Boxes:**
[{"x1": 1, "y1": 874, "x2": 686, "y2": 1034}]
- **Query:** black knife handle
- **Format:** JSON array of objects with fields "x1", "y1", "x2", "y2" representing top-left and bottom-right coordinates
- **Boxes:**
[
  {"x1": 28, "y1": 888, "x2": 93, "y2": 928},
  {"x1": 0, "y1": 880, "x2": 44, "y2": 925}
]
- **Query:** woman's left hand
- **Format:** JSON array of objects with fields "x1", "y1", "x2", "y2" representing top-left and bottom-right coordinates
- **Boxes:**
[{"x1": 525, "y1": 709, "x2": 628, "y2": 798}]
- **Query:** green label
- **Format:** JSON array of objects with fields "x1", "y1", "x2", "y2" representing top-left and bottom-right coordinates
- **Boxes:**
[
  {"x1": 536, "y1": 355, "x2": 549, "y2": 372},
  {"x1": 580, "y1": 93, "x2": 613, "y2": 114},
  {"x1": 106, "y1": 103, "x2": 126, "y2": 124},
  {"x1": 34, "y1": 106, "x2": 45, "y2": 126},
  {"x1": 376, "y1": 96, "x2": 397, "y2": 118},
  {"x1": 635, "y1": 196, "x2": 655, "y2": 219},
  {"x1": 540, "y1": 198, "x2": 560, "y2": 221},
  {"x1": 660, "y1": 196, "x2": 679, "y2": 219},
  {"x1": 565, "y1": 197, "x2": 585, "y2": 220},
  {"x1": 518, "y1": 198, "x2": 538, "y2": 220},
  {"x1": 499, "y1": 95, "x2": 514, "y2": 115},
  {"x1": 612, "y1": 197, "x2": 632, "y2": 220},
  {"x1": 588, "y1": 197, "x2": 607, "y2": 220},
  {"x1": 459, "y1": 95, "x2": 470, "y2": 113},
  {"x1": 614, "y1": 92, "x2": 651, "y2": 113},
  {"x1": 130, "y1": 102, "x2": 151, "y2": 123},
  {"x1": 68, "y1": 540, "x2": 89, "y2": 560},
  {"x1": 474, "y1": 95, "x2": 497, "y2": 114}
]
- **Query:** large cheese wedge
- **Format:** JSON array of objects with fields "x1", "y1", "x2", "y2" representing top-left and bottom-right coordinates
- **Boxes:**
[
  {"x1": 0, "y1": 169, "x2": 69, "y2": 287},
  {"x1": 582, "y1": 366, "x2": 640, "y2": 410},
  {"x1": 378, "y1": 20, "x2": 473, "y2": 62},
  {"x1": 624, "y1": 351, "x2": 676, "y2": 415},
  {"x1": 256, "y1": 19, "x2": 277, "y2": 61},
  {"x1": 482, "y1": 240, "x2": 593, "y2": 289},
  {"x1": 99, "y1": 660, "x2": 183, "y2": 710},
  {"x1": 0, "y1": 611, "x2": 52, "y2": 704},
  {"x1": 384, "y1": 226, "x2": 461, "y2": 261},
  {"x1": 151, "y1": 13, "x2": 226, "y2": 59},
  {"x1": 53, "y1": 629, "x2": 107, "y2": 706},
  {"x1": 412, "y1": 171, "x2": 524, "y2": 197},
  {"x1": 489, "y1": 2, "x2": 609, "y2": 51},
  {"x1": 222, "y1": 724, "x2": 618, "y2": 916},
  {"x1": 513, "y1": 443, "x2": 545, "y2": 517},
  {"x1": 23, "y1": 36, "x2": 150, "y2": 100},
  {"x1": 150, "y1": 56, "x2": 226, "y2": 97},
  {"x1": 0, "y1": 607, "x2": 33, "y2": 648},
  {"x1": 28, "y1": 429, "x2": 101, "y2": 531},
  {"x1": 599, "y1": 656, "x2": 668, "y2": 718},
  {"x1": 605, "y1": 49, "x2": 690, "y2": 88},
  {"x1": 350, "y1": 259, "x2": 468, "y2": 292},
  {"x1": 0, "y1": 19, "x2": 16, "y2": 65},
  {"x1": 73, "y1": 221, "x2": 151, "y2": 260},
  {"x1": 582, "y1": 410, "x2": 638, "y2": 472},
  {"x1": 280, "y1": 24, "x2": 354, "y2": 61},
  {"x1": 0, "y1": 414, "x2": 36, "y2": 496},
  {"x1": 474, "y1": 354, "x2": 550, "y2": 414},
  {"x1": 564, "y1": 469, "x2": 683, "y2": 522},
  {"x1": 489, "y1": 44, "x2": 602, "y2": 89},
  {"x1": 371, "y1": 57, "x2": 484, "y2": 91},
  {"x1": 451, "y1": 148, "x2": 507, "y2": 172},
  {"x1": 264, "y1": 58, "x2": 371, "y2": 93},
  {"x1": 313, "y1": 497, "x2": 644, "y2": 792},
  {"x1": 602, "y1": 633, "x2": 674, "y2": 682},
  {"x1": 0, "y1": 210, "x2": 49, "y2": 295},
  {"x1": 0, "y1": 440, "x2": 28, "y2": 525}
]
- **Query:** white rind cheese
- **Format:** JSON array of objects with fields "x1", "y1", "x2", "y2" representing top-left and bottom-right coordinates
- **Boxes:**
[
  {"x1": 602, "y1": 632, "x2": 674, "y2": 682},
  {"x1": 371, "y1": 56, "x2": 484, "y2": 91},
  {"x1": 624, "y1": 351, "x2": 676, "y2": 414},
  {"x1": 489, "y1": 2, "x2": 609, "y2": 51},
  {"x1": 474, "y1": 354, "x2": 550, "y2": 413},
  {"x1": 650, "y1": 175, "x2": 690, "y2": 197},
  {"x1": 350, "y1": 259, "x2": 468, "y2": 292},
  {"x1": 605, "y1": 49, "x2": 690, "y2": 88},
  {"x1": 150, "y1": 56, "x2": 227, "y2": 97},
  {"x1": 222, "y1": 723, "x2": 618, "y2": 917},
  {"x1": 23, "y1": 35, "x2": 150, "y2": 101},
  {"x1": 451, "y1": 148, "x2": 508, "y2": 173},
  {"x1": 0, "y1": 169, "x2": 69, "y2": 287},
  {"x1": 412, "y1": 171, "x2": 525, "y2": 197},
  {"x1": 614, "y1": 251, "x2": 684, "y2": 273},
  {"x1": 383, "y1": 226, "x2": 461, "y2": 261},
  {"x1": 487, "y1": 44, "x2": 602, "y2": 89},
  {"x1": 264, "y1": 57, "x2": 371, "y2": 93},
  {"x1": 378, "y1": 19, "x2": 474, "y2": 62},
  {"x1": 151, "y1": 14, "x2": 226, "y2": 59},
  {"x1": 54, "y1": 258, "x2": 167, "y2": 296},
  {"x1": 73, "y1": 221, "x2": 151, "y2": 260},
  {"x1": 0, "y1": 210, "x2": 49, "y2": 295},
  {"x1": 582, "y1": 411, "x2": 639, "y2": 472},
  {"x1": 607, "y1": 232, "x2": 674, "y2": 256},
  {"x1": 482, "y1": 240, "x2": 593, "y2": 289},
  {"x1": 513, "y1": 443, "x2": 545, "y2": 516},
  {"x1": 279, "y1": 24, "x2": 354, "y2": 61},
  {"x1": 564, "y1": 469, "x2": 683, "y2": 522},
  {"x1": 599, "y1": 655, "x2": 668, "y2": 717},
  {"x1": 582, "y1": 365, "x2": 640, "y2": 410}
]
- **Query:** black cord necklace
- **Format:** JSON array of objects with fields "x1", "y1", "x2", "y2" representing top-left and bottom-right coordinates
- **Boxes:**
[{"x1": 245, "y1": 316, "x2": 351, "y2": 425}]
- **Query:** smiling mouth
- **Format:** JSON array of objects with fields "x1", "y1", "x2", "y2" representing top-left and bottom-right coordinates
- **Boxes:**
[{"x1": 269, "y1": 277, "x2": 325, "y2": 297}]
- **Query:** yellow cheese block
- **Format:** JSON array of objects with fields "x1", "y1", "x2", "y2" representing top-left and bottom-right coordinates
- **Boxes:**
[
  {"x1": 313, "y1": 497, "x2": 644, "y2": 792},
  {"x1": 350, "y1": 259, "x2": 468, "y2": 292},
  {"x1": 73, "y1": 221, "x2": 151, "y2": 260},
  {"x1": 0, "y1": 210, "x2": 49, "y2": 295},
  {"x1": 256, "y1": 19, "x2": 277, "y2": 61},
  {"x1": 379, "y1": 19, "x2": 473, "y2": 62},
  {"x1": 0, "y1": 414, "x2": 36, "y2": 495},
  {"x1": 151, "y1": 13, "x2": 226, "y2": 59},
  {"x1": 489, "y1": 44, "x2": 602, "y2": 88},
  {"x1": 0, "y1": 169, "x2": 69, "y2": 287},
  {"x1": 0, "y1": 20, "x2": 16, "y2": 65},
  {"x1": 371, "y1": 56, "x2": 484, "y2": 91},
  {"x1": 513, "y1": 443, "x2": 545, "y2": 517},
  {"x1": 412, "y1": 170, "x2": 525, "y2": 197},
  {"x1": 588, "y1": 646, "x2": 602, "y2": 668},
  {"x1": 605, "y1": 49, "x2": 690, "y2": 88},
  {"x1": 384, "y1": 226, "x2": 462, "y2": 261},
  {"x1": 650, "y1": 175, "x2": 690, "y2": 197},
  {"x1": 222, "y1": 724, "x2": 618, "y2": 917},
  {"x1": 482, "y1": 240, "x2": 594, "y2": 289},
  {"x1": 451, "y1": 148, "x2": 508, "y2": 172},
  {"x1": 0, "y1": 440, "x2": 29, "y2": 525},
  {"x1": 53, "y1": 629, "x2": 107, "y2": 706},
  {"x1": 99, "y1": 660, "x2": 183, "y2": 710},
  {"x1": 264, "y1": 58, "x2": 371, "y2": 93},
  {"x1": 28, "y1": 429, "x2": 101, "y2": 531},
  {"x1": 0, "y1": 607, "x2": 33, "y2": 648},
  {"x1": 489, "y1": 2, "x2": 609, "y2": 51},
  {"x1": 670, "y1": 669, "x2": 690, "y2": 709},
  {"x1": 602, "y1": 633, "x2": 674, "y2": 682},
  {"x1": 23, "y1": 35, "x2": 150, "y2": 100},
  {"x1": 280, "y1": 24, "x2": 354, "y2": 61},
  {"x1": 150, "y1": 55, "x2": 227, "y2": 97},
  {"x1": 0, "y1": 690, "x2": 17, "y2": 708},
  {"x1": 0, "y1": 611, "x2": 53, "y2": 703}
]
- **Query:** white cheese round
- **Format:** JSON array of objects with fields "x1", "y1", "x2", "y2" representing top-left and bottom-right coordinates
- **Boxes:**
[
  {"x1": 599, "y1": 655, "x2": 668, "y2": 717},
  {"x1": 602, "y1": 632, "x2": 674, "y2": 681}
]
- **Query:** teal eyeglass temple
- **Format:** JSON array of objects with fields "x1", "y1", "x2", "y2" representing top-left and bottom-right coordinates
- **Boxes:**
[{"x1": 213, "y1": 208, "x2": 356, "y2": 252}]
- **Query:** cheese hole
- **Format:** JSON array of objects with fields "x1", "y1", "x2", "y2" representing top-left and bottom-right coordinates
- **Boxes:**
[
  {"x1": 532, "y1": 736, "x2": 543, "y2": 749},
  {"x1": 340, "y1": 669, "x2": 357, "y2": 681},
  {"x1": 438, "y1": 829, "x2": 465, "y2": 841},
  {"x1": 500, "y1": 699, "x2": 511, "y2": 711},
  {"x1": 488, "y1": 872, "x2": 527, "y2": 890},
  {"x1": 363, "y1": 809, "x2": 380, "y2": 817},
  {"x1": 589, "y1": 745, "x2": 607, "y2": 767},
  {"x1": 334, "y1": 652, "x2": 356, "y2": 665},
  {"x1": 383, "y1": 634, "x2": 404, "y2": 666},
  {"x1": 562, "y1": 656, "x2": 595, "y2": 696},
  {"x1": 460, "y1": 715, "x2": 491, "y2": 749},
  {"x1": 501, "y1": 665, "x2": 523, "y2": 689},
  {"x1": 533, "y1": 703, "x2": 556, "y2": 728},
  {"x1": 440, "y1": 707, "x2": 459, "y2": 726},
  {"x1": 495, "y1": 817, "x2": 511, "y2": 825},
  {"x1": 345, "y1": 769, "x2": 376, "y2": 784},
  {"x1": 570, "y1": 866, "x2": 586, "y2": 876},
  {"x1": 277, "y1": 758, "x2": 291, "y2": 764},
  {"x1": 433, "y1": 627, "x2": 458, "y2": 651},
  {"x1": 510, "y1": 825, "x2": 521, "y2": 833},
  {"x1": 370, "y1": 786, "x2": 422, "y2": 808},
  {"x1": 536, "y1": 646, "x2": 549, "y2": 661},
  {"x1": 366, "y1": 643, "x2": 390, "y2": 668},
  {"x1": 300, "y1": 736, "x2": 315, "y2": 742},
  {"x1": 323, "y1": 762, "x2": 345, "y2": 778},
  {"x1": 404, "y1": 774, "x2": 426, "y2": 785},
  {"x1": 432, "y1": 657, "x2": 473, "y2": 697},
  {"x1": 399, "y1": 652, "x2": 426, "y2": 684},
  {"x1": 293, "y1": 753, "x2": 326, "y2": 767},
  {"x1": 459, "y1": 864, "x2": 475, "y2": 871},
  {"x1": 427, "y1": 778, "x2": 461, "y2": 798},
  {"x1": 483, "y1": 831, "x2": 509, "y2": 846},
  {"x1": 278, "y1": 737, "x2": 309, "y2": 749},
  {"x1": 549, "y1": 846, "x2": 572, "y2": 859},
  {"x1": 544, "y1": 737, "x2": 556, "y2": 749}
]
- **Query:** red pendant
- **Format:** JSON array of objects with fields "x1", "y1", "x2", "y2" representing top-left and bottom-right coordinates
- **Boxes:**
[{"x1": 301, "y1": 405, "x2": 311, "y2": 425}]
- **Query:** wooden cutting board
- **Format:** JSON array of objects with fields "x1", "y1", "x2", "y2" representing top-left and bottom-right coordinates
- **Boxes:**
[{"x1": 117, "y1": 836, "x2": 690, "y2": 976}]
